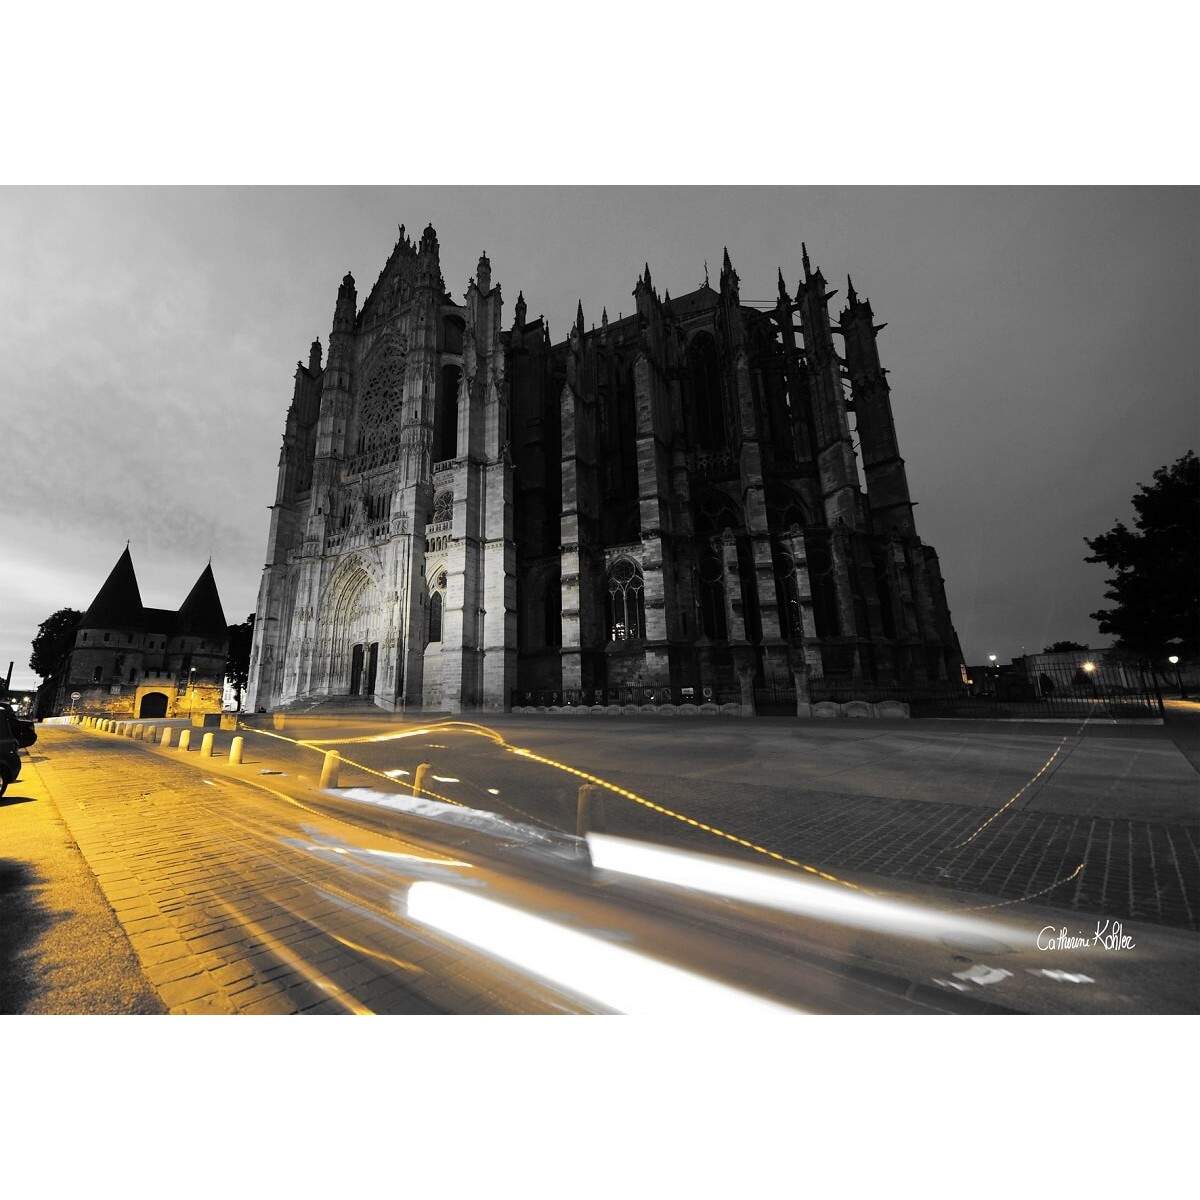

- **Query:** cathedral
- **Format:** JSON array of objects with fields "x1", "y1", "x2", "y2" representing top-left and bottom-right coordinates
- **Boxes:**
[{"x1": 246, "y1": 223, "x2": 963, "y2": 715}]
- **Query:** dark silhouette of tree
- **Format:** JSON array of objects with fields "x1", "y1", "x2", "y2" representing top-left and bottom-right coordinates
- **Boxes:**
[
  {"x1": 30, "y1": 608, "x2": 82, "y2": 680},
  {"x1": 1043, "y1": 640, "x2": 1089, "y2": 653},
  {"x1": 225, "y1": 614, "x2": 255, "y2": 712},
  {"x1": 1085, "y1": 451, "x2": 1198, "y2": 663},
  {"x1": 30, "y1": 607, "x2": 83, "y2": 718}
]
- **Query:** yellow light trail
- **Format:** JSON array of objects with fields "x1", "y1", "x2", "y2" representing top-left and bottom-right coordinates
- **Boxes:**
[{"x1": 243, "y1": 718, "x2": 863, "y2": 890}]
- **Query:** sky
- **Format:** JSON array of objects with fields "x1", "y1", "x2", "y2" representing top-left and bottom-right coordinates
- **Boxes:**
[{"x1": 1, "y1": 185, "x2": 1195, "y2": 688}]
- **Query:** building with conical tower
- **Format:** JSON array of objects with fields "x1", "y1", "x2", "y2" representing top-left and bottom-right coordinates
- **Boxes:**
[
  {"x1": 58, "y1": 548, "x2": 230, "y2": 718},
  {"x1": 246, "y1": 224, "x2": 963, "y2": 715}
]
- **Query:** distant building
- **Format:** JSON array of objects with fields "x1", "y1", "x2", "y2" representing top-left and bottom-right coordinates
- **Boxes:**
[
  {"x1": 248, "y1": 224, "x2": 964, "y2": 714},
  {"x1": 57, "y1": 547, "x2": 229, "y2": 719}
]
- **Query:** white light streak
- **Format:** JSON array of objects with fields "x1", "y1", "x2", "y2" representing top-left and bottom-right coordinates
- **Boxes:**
[
  {"x1": 432, "y1": 775, "x2": 460, "y2": 783},
  {"x1": 585, "y1": 834, "x2": 1025, "y2": 945},
  {"x1": 405, "y1": 882, "x2": 802, "y2": 1015}
]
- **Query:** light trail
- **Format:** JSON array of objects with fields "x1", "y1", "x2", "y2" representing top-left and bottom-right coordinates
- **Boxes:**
[
  {"x1": 241, "y1": 718, "x2": 866, "y2": 890},
  {"x1": 405, "y1": 882, "x2": 804, "y2": 1015},
  {"x1": 586, "y1": 834, "x2": 1026, "y2": 944}
]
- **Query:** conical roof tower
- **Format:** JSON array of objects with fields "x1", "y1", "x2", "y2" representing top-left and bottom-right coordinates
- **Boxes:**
[
  {"x1": 81, "y1": 547, "x2": 145, "y2": 630},
  {"x1": 176, "y1": 563, "x2": 228, "y2": 637}
]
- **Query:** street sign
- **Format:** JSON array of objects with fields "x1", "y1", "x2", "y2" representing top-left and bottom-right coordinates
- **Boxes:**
[{"x1": 70, "y1": 692, "x2": 81, "y2": 700}]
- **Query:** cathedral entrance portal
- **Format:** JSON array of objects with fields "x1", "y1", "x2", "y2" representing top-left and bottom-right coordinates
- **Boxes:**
[{"x1": 319, "y1": 559, "x2": 388, "y2": 704}]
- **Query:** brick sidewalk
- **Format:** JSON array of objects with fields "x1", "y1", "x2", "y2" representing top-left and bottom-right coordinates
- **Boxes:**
[{"x1": 27, "y1": 733, "x2": 581, "y2": 1015}]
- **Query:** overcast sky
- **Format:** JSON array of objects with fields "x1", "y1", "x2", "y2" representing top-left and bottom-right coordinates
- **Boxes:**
[{"x1": 0, "y1": 184, "x2": 1195, "y2": 689}]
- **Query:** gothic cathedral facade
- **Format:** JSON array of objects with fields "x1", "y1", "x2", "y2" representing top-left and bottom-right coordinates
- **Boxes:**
[{"x1": 246, "y1": 223, "x2": 963, "y2": 714}]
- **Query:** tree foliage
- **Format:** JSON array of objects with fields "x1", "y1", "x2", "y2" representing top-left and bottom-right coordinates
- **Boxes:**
[
  {"x1": 30, "y1": 608, "x2": 83, "y2": 680},
  {"x1": 225, "y1": 614, "x2": 255, "y2": 711},
  {"x1": 1043, "y1": 640, "x2": 1089, "y2": 653},
  {"x1": 1084, "y1": 451, "x2": 1198, "y2": 661}
]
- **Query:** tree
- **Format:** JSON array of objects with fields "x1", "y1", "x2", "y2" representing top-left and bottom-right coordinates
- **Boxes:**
[
  {"x1": 30, "y1": 608, "x2": 83, "y2": 681},
  {"x1": 1043, "y1": 641, "x2": 1089, "y2": 653},
  {"x1": 225, "y1": 614, "x2": 255, "y2": 712},
  {"x1": 30, "y1": 607, "x2": 83, "y2": 718},
  {"x1": 1084, "y1": 451, "x2": 1199, "y2": 663}
]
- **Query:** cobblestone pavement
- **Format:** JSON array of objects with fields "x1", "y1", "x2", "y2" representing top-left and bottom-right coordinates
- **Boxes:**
[
  {"x1": 593, "y1": 783, "x2": 1199, "y2": 932},
  {"x1": 283, "y1": 710, "x2": 1199, "y2": 934},
  {"x1": 24, "y1": 735, "x2": 585, "y2": 1016},
  {"x1": 16, "y1": 710, "x2": 1200, "y2": 1014}
]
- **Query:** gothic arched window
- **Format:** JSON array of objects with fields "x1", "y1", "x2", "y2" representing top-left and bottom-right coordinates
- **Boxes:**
[
  {"x1": 698, "y1": 547, "x2": 727, "y2": 641},
  {"x1": 428, "y1": 571, "x2": 446, "y2": 644},
  {"x1": 435, "y1": 364, "x2": 461, "y2": 462},
  {"x1": 688, "y1": 332, "x2": 725, "y2": 450},
  {"x1": 606, "y1": 556, "x2": 646, "y2": 642}
]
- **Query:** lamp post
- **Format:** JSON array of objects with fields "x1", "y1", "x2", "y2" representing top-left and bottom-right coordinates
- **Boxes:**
[
  {"x1": 988, "y1": 654, "x2": 998, "y2": 696},
  {"x1": 1082, "y1": 659, "x2": 1098, "y2": 698},
  {"x1": 1168, "y1": 655, "x2": 1188, "y2": 700},
  {"x1": 188, "y1": 667, "x2": 197, "y2": 718}
]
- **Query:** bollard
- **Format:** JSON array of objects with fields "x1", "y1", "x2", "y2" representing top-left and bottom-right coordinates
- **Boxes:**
[
  {"x1": 413, "y1": 762, "x2": 432, "y2": 796},
  {"x1": 320, "y1": 750, "x2": 340, "y2": 788},
  {"x1": 229, "y1": 736, "x2": 244, "y2": 765},
  {"x1": 161, "y1": 728, "x2": 173, "y2": 748},
  {"x1": 178, "y1": 728, "x2": 191, "y2": 751},
  {"x1": 200, "y1": 732, "x2": 215, "y2": 758},
  {"x1": 576, "y1": 784, "x2": 607, "y2": 837},
  {"x1": 146, "y1": 727, "x2": 159, "y2": 743}
]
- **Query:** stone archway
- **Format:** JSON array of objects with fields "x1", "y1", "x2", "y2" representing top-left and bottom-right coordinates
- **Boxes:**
[
  {"x1": 319, "y1": 557, "x2": 386, "y2": 698},
  {"x1": 139, "y1": 692, "x2": 168, "y2": 718}
]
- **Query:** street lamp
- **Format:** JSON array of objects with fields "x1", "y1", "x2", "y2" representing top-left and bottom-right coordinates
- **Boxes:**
[
  {"x1": 1168, "y1": 655, "x2": 1188, "y2": 700},
  {"x1": 988, "y1": 654, "x2": 998, "y2": 696},
  {"x1": 188, "y1": 667, "x2": 197, "y2": 718},
  {"x1": 1082, "y1": 660, "x2": 1098, "y2": 698}
]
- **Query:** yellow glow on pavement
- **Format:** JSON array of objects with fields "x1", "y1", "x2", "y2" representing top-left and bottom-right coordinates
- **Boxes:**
[{"x1": 405, "y1": 882, "x2": 803, "y2": 1015}]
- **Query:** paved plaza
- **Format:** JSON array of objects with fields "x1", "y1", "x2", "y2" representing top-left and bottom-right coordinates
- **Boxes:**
[{"x1": 3, "y1": 706, "x2": 1198, "y2": 1014}]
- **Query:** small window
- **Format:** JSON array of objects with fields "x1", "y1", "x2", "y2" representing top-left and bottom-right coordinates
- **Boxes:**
[
  {"x1": 129, "y1": 668, "x2": 137, "y2": 682},
  {"x1": 93, "y1": 666, "x2": 103, "y2": 682},
  {"x1": 103, "y1": 632, "x2": 111, "y2": 643}
]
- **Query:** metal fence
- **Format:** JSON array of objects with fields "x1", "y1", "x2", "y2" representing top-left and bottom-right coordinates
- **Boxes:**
[
  {"x1": 511, "y1": 685, "x2": 742, "y2": 708},
  {"x1": 810, "y1": 659, "x2": 1164, "y2": 720}
]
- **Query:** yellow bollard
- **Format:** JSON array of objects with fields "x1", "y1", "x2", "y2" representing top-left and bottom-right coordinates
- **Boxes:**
[
  {"x1": 413, "y1": 762, "x2": 432, "y2": 796},
  {"x1": 229, "y1": 736, "x2": 244, "y2": 765},
  {"x1": 320, "y1": 750, "x2": 340, "y2": 788},
  {"x1": 178, "y1": 729, "x2": 191, "y2": 751},
  {"x1": 576, "y1": 784, "x2": 607, "y2": 837},
  {"x1": 161, "y1": 728, "x2": 173, "y2": 748},
  {"x1": 200, "y1": 732, "x2": 215, "y2": 758}
]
